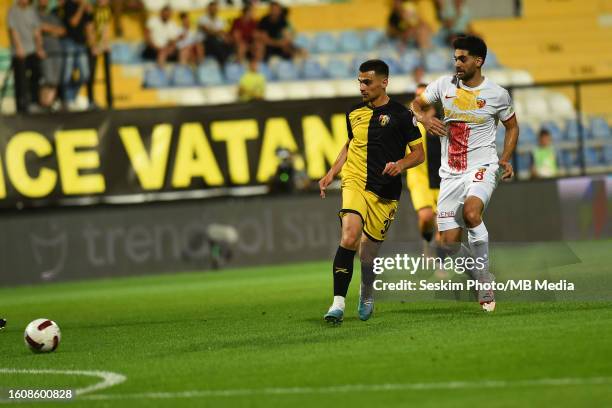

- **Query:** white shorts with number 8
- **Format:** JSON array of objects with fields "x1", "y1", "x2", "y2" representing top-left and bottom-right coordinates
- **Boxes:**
[{"x1": 436, "y1": 163, "x2": 501, "y2": 231}]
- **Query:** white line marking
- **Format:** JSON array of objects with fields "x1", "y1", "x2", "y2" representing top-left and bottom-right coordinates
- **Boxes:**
[
  {"x1": 79, "y1": 376, "x2": 612, "y2": 400},
  {"x1": 0, "y1": 368, "x2": 126, "y2": 396}
]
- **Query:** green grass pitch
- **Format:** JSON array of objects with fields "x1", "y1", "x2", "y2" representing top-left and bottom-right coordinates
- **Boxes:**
[{"x1": 0, "y1": 241, "x2": 611, "y2": 407}]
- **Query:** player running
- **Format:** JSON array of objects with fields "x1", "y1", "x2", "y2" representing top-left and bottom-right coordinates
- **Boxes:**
[
  {"x1": 406, "y1": 83, "x2": 442, "y2": 255},
  {"x1": 319, "y1": 59, "x2": 425, "y2": 324},
  {"x1": 411, "y1": 35, "x2": 519, "y2": 312}
]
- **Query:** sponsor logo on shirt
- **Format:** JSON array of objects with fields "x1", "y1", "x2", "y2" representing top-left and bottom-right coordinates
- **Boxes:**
[{"x1": 379, "y1": 114, "x2": 390, "y2": 127}]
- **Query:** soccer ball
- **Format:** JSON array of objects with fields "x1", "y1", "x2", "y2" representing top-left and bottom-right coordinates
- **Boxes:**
[{"x1": 24, "y1": 319, "x2": 61, "y2": 353}]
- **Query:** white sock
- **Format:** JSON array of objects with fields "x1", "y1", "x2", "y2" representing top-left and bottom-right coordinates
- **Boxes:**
[
  {"x1": 331, "y1": 296, "x2": 345, "y2": 311},
  {"x1": 468, "y1": 222, "x2": 490, "y2": 278}
]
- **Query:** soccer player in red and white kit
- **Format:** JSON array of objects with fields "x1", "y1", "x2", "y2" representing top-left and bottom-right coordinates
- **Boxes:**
[{"x1": 412, "y1": 35, "x2": 519, "y2": 312}]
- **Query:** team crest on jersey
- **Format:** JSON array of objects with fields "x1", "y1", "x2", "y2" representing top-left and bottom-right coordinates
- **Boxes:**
[
  {"x1": 379, "y1": 114, "x2": 390, "y2": 126},
  {"x1": 477, "y1": 98, "x2": 487, "y2": 108}
]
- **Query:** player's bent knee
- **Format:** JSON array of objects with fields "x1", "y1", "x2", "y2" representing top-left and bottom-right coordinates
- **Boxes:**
[
  {"x1": 340, "y1": 229, "x2": 361, "y2": 250},
  {"x1": 463, "y1": 208, "x2": 482, "y2": 228}
]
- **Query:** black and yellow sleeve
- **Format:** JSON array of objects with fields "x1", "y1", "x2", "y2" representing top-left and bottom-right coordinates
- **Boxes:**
[{"x1": 399, "y1": 110, "x2": 423, "y2": 148}]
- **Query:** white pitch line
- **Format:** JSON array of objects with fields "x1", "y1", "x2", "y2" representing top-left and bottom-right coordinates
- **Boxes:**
[
  {"x1": 79, "y1": 376, "x2": 612, "y2": 401},
  {"x1": 0, "y1": 368, "x2": 126, "y2": 396}
]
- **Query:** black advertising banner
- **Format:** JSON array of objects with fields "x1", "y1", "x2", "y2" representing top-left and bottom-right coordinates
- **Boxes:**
[{"x1": 0, "y1": 96, "x2": 395, "y2": 209}]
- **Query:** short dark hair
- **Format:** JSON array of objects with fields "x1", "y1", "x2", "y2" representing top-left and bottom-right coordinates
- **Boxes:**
[
  {"x1": 416, "y1": 83, "x2": 428, "y2": 89},
  {"x1": 539, "y1": 128, "x2": 551, "y2": 138},
  {"x1": 453, "y1": 35, "x2": 487, "y2": 62},
  {"x1": 179, "y1": 12, "x2": 188, "y2": 19},
  {"x1": 359, "y1": 59, "x2": 389, "y2": 77}
]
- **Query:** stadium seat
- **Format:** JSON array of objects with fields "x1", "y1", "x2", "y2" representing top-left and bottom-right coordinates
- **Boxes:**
[
  {"x1": 398, "y1": 49, "x2": 422, "y2": 74},
  {"x1": 274, "y1": 60, "x2": 300, "y2": 81},
  {"x1": 519, "y1": 123, "x2": 537, "y2": 145},
  {"x1": 143, "y1": 66, "x2": 170, "y2": 88},
  {"x1": 197, "y1": 62, "x2": 224, "y2": 86},
  {"x1": 111, "y1": 42, "x2": 141, "y2": 65},
  {"x1": 517, "y1": 152, "x2": 532, "y2": 174},
  {"x1": 170, "y1": 65, "x2": 197, "y2": 87},
  {"x1": 257, "y1": 63, "x2": 274, "y2": 81},
  {"x1": 312, "y1": 32, "x2": 337, "y2": 54},
  {"x1": 564, "y1": 119, "x2": 584, "y2": 141},
  {"x1": 363, "y1": 30, "x2": 385, "y2": 51},
  {"x1": 541, "y1": 121, "x2": 563, "y2": 141},
  {"x1": 486, "y1": 50, "x2": 502, "y2": 68},
  {"x1": 326, "y1": 58, "x2": 351, "y2": 79},
  {"x1": 604, "y1": 145, "x2": 612, "y2": 165},
  {"x1": 378, "y1": 53, "x2": 401, "y2": 75},
  {"x1": 585, "y1": 147, "x2": 601, "y2": 166},
  {"x1": 589, "y1": 117, "x2": 610, "y2": 139},
  {"x1": 338, "y1": 31, "x2": 364, "y2": 53},
  {"x1": 424, "y1": 48, "x2": 451, "y2": 72},
  {"x1": 524, "y1": 95, "x2": 550, "y2": 122},
  {"x1": 302, "y1": 59, "x2": 326, "y2": 80},
  {"x1": 294, "y1": 34, "x2": 311, "y2": 53},
  {"x1": 558, "y1": 148, "x2": 576, "y2": 170},
  {"x1": 224, "y1": 62, "x2": 246, "y2": 84}
]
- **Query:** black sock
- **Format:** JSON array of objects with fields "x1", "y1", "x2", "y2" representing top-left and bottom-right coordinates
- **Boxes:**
[{"x1": 333, "y1": 246, "x2": 356, "y2": 297}]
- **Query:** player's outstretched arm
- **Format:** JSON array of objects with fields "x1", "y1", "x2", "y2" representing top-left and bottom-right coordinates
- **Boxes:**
[
  {"x1": 499, "y1": 115, "x2": 519, "y2": 180},
  {"x1": 411, "y1": 98, "x2": 446, "y2": 137},
  {"x1": 319, "y1": 141, "x2": 350, "y2": 198},
  {"x1": 382, "y1": 142, "x2": 425, "y2": 177}
]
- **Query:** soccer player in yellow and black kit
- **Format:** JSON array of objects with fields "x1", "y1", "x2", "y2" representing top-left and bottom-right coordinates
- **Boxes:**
[
  {"x1": 318, "y1": 60, "x2": 424, "y2": 324},
  {"x1": 406, "y1": 84, "x2": 442, "y2": 251}
]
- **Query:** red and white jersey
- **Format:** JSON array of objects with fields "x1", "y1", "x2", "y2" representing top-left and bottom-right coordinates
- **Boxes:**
[{"x1": 421, "y1": 75, "x2": 515, "y2": 178}]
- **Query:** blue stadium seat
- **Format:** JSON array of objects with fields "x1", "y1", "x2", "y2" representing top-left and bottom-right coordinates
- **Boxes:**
[
  {"x1": 294, "y1": 33, "x2": 311, "y2": 53},
  {"x1": 363, "y1": 30, "x2": 385, "y2": 51},
  {"x1": 519, "y1": 123, "x2": 537, "y2": 145},
  {"x1": 274, "y1": 60, "x2": 300, "y2": 81},
  {"x1": 517, "y1": 153, "x2": 531, "y2": 174},
  {"x1": 112, "y1": 42, "x2": 140, "y2": 64},
  {"x1": 398, "y1": 49, "x2": 422, "y2": 74},
  {"x1": 312, "y1": 32, "x2": 337, "y2": 54},
  {"x1": 197, "y1": 61, "x2": 224, "y2": 86},
  {"x1": 585, "y1": 147, "x2": 602, "y2": 166},
  {"x1": 486, "y1": 50, "x2": 501, "y2": 68},
  {"x1": 424, "y1": 48, "x2": 452, "y2": 72},
  {"x1": 326, "y1": 58, "x2": 351, "y2": 79},
  {"x1": 224, "y1": 62, "x2": 245, "y2": 84},
  {"x1": 559, "y1": 148, "x2": 578, "y2": 170},
  {"x1": 170, "y1": 65, "x2": 197, "y2": 87},
  {"x1": 143, "y1": 66, "x2": 170, "y2": 88},
  {"x1": 257, "y1": 62, "x2": 274, "y2": 81},
  {"x1": 338, "y1": 31, "x2": 364, "y2": 53},
  {"x1": 604, "y1": 145, "x2": 612, "y2": 164},
  {"x1": 377, "y1": 53, "x2": 401, "y2": 75},
  {"x1": 541, "y1": 121, "x2": 563, "y2": 141},
  {"x1": 564, "y1": 119, "x2": 583, "y2": 141},
  {"x1": 302, "y1": 58, "x2": 326, "y2": 80},
  {"x1": 589, "y1": 117, "x2": 610, "y2": 139}
]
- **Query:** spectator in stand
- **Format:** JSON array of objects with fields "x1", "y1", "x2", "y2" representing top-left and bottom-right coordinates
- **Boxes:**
[
  {"x1": 198, "y1": 1, "x2": 231, "y2": 66},
  {"x1": 387, "y1": 0, "x2": 431, "y2": 50},
  {"x1": 61, "y1": 0, "x2": 94, "y2": 109},
  {"x1": 230, "y1": 3, "x2": 260, "y2": 63},
  {"x1": 238, "y1": 58, "x2": 265, "y2": 102},
  {"x1": 37, "y1": 0, "x2": 65, "y2": 111},
  {"x1": 437, "y1": 0, "x2": 472, "y2": 44},
  {"x1": 143, "y1": 5, "x2": 181, "y2": 67},
  {"x1": 38, "y1": 0, "x2": 66, "y2": 110},
  {"x1": 177, "y1": 12, "x2": 204, "y2": 65},
  {"x1": 530, "y1": 129, "x2": 558, "y2": 179},
  {"x1": 7, "y1": 0, "x2": 45, "y2": 113},
  {"x1": 87, "y1": 0, "x2": 112, "y2": 109},
  {"x1": 255, "y1": 1, "x2": 300, "y2": 61}
]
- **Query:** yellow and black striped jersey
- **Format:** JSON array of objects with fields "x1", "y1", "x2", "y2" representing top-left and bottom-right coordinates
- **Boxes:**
[{"x1": 342, "y1": 99, "x2": 422, "y2": 200}]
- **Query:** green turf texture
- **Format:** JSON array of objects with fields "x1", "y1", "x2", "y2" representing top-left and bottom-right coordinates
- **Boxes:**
[{"x1": 0, "y1": 241, "x2": 611, "y2": 407}]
